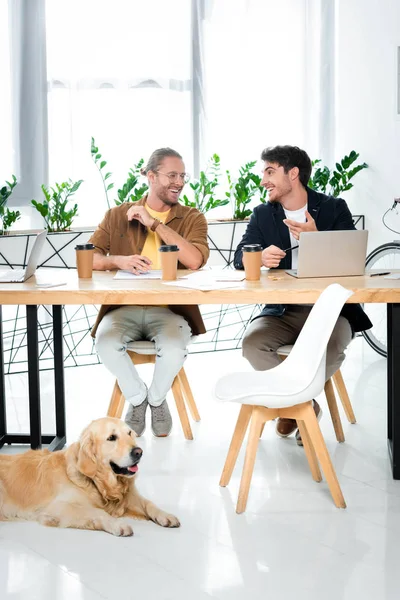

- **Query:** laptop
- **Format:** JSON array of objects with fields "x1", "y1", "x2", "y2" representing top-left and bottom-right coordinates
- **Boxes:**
[
  {"x1": 286, "y1": 230, "x2": 368, "y2": 278},
  {"x1": 0, "y1": 230, "x2": 47, "y2": 282}
]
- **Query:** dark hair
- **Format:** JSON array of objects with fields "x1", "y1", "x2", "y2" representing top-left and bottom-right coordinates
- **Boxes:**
[
  {"x1": 140, "y1": 148, "x2": 183, "y2": 176},
  {"x1": 260, "y1": 145, "x2": 312, "y2": 188}
]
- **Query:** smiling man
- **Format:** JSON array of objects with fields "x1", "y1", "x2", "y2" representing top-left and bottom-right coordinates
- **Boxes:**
[
  {"x1": 89, "y1": 148, "x2": 209, "y2": 438},
  {"x1": 234, "y1": 145, "x2": 372, "y2": 445}
]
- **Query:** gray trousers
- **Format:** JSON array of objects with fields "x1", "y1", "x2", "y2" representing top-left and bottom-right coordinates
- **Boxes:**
[
  {"x1": 242, "y1": 305, "x2": 353, "y2": 380},
  {"x1": 95, "y1": 306, "x2": 192, "y2": 407}
]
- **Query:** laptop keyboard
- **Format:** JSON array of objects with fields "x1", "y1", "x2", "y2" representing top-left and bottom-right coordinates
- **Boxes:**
[{"x1": 0, "y1": 269, "x2": 25, "y2": 282}]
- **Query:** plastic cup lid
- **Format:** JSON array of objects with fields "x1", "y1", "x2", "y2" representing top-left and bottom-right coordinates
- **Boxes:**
[
  {"x1": 159, "y1": 245, "x2": 179, "y2": 252},
  {"x1": 243, "y1": 244, "x2": 262, "y2": 252},
  {"x1": 75, "y1": 244, "x2": 95, "y2": 250}
]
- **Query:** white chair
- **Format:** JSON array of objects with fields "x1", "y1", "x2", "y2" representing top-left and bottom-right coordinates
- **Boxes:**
[
  {"x1": 107, "y1": 341, "x2": 200, "y2": 440},
  {"x1": 277, "y1": 345, "x2": 356, "y2": 443},
  {"x1": 214, "y1": 284, "x2": 353, "y2": 513}
]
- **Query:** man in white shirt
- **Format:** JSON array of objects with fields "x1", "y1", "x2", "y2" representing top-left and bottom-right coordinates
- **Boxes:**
[{"x1": 234, "y1": 145, "x2": 372, "y2": 445}]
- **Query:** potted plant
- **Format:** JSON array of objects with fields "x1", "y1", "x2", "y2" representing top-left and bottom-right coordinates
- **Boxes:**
[
  {"x1": 31, "y1": 179, "x2": 83, "y2": 232},
  {"x1": 27, "y1": 178, "x2": 96, "y2": 269},
  {"x1": 182, "y1": 153, "x2": 229, "y2": 214},
  {"x1": 308, "y1": 150, "x2": 368, "y2": 196},
  {"x1": 91, "y1": 137, "x2": 148, "y2": 208},
  {"x1": 225, "y1": 161, "x2": 267, "y2": 220},
  {"x1": 0, "y1": 175, "x2": 21, "y2": 235}
]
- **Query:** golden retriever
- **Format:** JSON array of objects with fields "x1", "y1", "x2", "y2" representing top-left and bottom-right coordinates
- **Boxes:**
[{"x1": 0, "y1": 417, "x2": 179, "y2": 536}]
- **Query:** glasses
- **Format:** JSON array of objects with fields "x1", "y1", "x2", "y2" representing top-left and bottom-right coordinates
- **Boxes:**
[{"x1": 156, "y1": 171, "x2": 190, "y2": 184}]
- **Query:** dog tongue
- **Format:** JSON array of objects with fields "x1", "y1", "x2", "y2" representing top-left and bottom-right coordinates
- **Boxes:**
[{"x1": 128, "y1": 465, "x2": 138, "y2": 473}]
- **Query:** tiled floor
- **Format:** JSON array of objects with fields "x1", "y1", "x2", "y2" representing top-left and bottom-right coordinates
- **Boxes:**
[{"x1": 1, "y1": 337, "x2": 399, "y2": 599}]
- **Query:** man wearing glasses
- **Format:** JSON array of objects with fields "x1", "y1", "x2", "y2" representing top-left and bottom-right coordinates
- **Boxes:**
[{"x1": 89, "y1": 148, "x2": 209, "y2": 437}]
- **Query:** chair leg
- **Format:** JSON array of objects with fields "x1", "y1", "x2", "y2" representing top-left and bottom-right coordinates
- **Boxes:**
[
  {"x1": 301, "y1": 403, "x2": 346, "y2": 508},
  {"x1": 325, "y1": 378, "x2": 345, "y2": 443},
  {"x1": 107, "y1": 381, "x2": 125, "y2": 419},
  {"x1": 332, "y1": 369, "x2": 356, "y2": 424},
  {"x1": 171, "y1": 376, "x2": 193, "y2": 441},
  {"x1": 259, "y1": 422, "x2": 266, "y2": 438},
  {"x1": 237, "y1": 407, "x2": 264, "y2": 514},
  {"x1": 296, "y1": 419, "x2": 322, "y2": 482},
  {"x1": 220, "y1": 405, "x2": 253, "y2": 487},
  {"x1": 178, "y1": 368, "x2": 200, "y2": 422}
]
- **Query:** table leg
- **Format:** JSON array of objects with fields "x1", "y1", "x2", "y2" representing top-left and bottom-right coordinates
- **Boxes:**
[
  {"x1": 387, "y1": 303, "x2": 400, "y2": 479},
  {"x1": 0, "y1": 307, "x2": 6, "y2": 447},
  {"x1": 49, "y1": 305, "x2": 66, "y2": 451},
  {"x1": 26, "y1": 305, "x2": 41, "y2": 449}
]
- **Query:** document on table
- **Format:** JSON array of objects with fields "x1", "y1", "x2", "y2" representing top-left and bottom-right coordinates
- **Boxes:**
[
  {"x1": 164, "y1": 279, "x2": 243, "y2": 291},
  {"x1": 212, "y1": 271, "x2": 246, "y2": 282},
  {"x1": 162, "y1": 270, "x2": 244, "y2": 290},
  {"x1": 114, "y1": 270, "x2": 163, "y2": 280}
]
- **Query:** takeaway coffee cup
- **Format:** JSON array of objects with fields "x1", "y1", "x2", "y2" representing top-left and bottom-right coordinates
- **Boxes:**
[
  {"x1": 75, "y1": 243, "x2": 95, "y2": 278},
  {"x1": 242, "y1": 244, "x2": 262, "y2": 281},
  {"x1": 159, "y1": 245, "x2": 179, "y2": 281}
]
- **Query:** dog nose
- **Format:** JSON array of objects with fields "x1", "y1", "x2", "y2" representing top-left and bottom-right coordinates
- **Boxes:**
[{"x1": 131, "y1": 447, "x2": 143, "y2": 459}]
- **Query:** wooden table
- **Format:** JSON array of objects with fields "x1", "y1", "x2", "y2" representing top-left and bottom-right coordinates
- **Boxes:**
[{"x1": 1, "y1": 269, "x2": 399, "y2": 476}]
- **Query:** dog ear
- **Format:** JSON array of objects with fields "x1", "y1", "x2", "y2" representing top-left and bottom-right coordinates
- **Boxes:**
[{"x1": 77, "y1": 429, "x2": 97, "y2": 478}]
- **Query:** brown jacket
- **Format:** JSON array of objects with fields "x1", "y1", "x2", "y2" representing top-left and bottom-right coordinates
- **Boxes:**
[{"x1": 89, "y1": 197, "x2": 210, "y2": 337}]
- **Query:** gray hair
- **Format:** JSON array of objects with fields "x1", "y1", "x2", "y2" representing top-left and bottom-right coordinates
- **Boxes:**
[{"x1": 140, "y1": 148, "x2": 183, "y2": 176}]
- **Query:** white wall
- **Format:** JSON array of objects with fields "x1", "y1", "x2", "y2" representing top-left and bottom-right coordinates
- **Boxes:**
[{"x1": 335, "y1": 0, "x2": 400, "y2": 253}]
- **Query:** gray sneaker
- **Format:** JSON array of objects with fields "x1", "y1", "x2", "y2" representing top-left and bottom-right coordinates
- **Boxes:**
[
  {"x1": 125, "y1": 399, "x2": 148, "y2": 437},
  {"x1": 150, "y1": 400, "x2": 172, "y2": 437}
]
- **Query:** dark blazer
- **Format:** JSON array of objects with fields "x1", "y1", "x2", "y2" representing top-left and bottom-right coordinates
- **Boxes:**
[{"x1": 234, "y1": 187, "x2": 372, "y2": 333}]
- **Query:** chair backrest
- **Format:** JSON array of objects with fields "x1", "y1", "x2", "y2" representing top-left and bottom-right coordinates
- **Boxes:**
[{"x1": 282, "y1": 283, "x2": 353, "y2": 387}]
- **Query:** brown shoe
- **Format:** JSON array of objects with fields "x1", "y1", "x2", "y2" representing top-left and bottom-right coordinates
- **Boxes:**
[
  {"x1": 276, "y1": 417, "x2": 297, "y2": 438},
  {"x1": 295, "y1": 400, "x2": 322, "y2": 446}
]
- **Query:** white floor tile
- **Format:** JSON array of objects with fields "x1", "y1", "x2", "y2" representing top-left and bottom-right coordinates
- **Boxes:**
[{"x1": 1, "y1": 337, "x2": 399, "y2": 599}]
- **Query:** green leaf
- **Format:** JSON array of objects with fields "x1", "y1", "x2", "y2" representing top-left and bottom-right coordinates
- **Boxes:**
[{"x1": 100, "y1": 161, "x2": 106, "y2": 169}]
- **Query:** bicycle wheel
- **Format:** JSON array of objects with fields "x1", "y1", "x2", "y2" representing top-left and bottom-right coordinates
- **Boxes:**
[{"x1": 362, "y1": 242, "x2": 400, "y2": 357}]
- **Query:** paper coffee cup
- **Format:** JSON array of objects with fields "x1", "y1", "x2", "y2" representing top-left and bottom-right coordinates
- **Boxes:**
[
  {"x1": 159, "y1": 245, "x2": 179, "y2": 281},
  {"x1": 242, "y1": 244, "x2": 262, "y2": 281},
  {"x1": 75, "y1": 244, "x2": 95, "y2": 278}
]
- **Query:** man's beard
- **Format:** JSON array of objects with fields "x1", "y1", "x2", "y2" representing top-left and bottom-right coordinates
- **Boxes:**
[{"x1": 159, "y1": 189, "x2": 181, "y2": 207}]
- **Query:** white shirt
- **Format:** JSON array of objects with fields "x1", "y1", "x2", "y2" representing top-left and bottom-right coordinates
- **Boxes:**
[{"x1": 283, "y1": 204, "x2": 307, "y2": 269}]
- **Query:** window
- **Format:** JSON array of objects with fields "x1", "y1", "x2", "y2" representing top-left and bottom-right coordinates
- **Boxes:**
[
  {"x1": 203, "y1": 0, "x2": 308, "y2": 172},
  {"x1": 45, "y1": 0, "x2": 193, "y2": 225}
]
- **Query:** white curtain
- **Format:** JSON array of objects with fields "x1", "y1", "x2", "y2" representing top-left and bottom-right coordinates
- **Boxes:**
[
  {"x1": 3, "y1": 0, "x2": 335, "y2": 225},
  {"x1": 202, "y1": 0, "x2": 327, "y2": 172},
  {"x1": 203, "y1": 0, "x2": 304, "y2": 171},
  {"x1": 8, "y1": 0, "x2": 48, "y2": 210},
  {"x1": 46, "y1": 0, "x2": 193, "y2": 226},
  {"x1": 0, "y1": 0, "x2": 14, "y2": 184}
]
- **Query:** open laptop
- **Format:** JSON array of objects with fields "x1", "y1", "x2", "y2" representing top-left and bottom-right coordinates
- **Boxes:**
[
  {"x1": 286, "y1": 230, "x2": 368, "y2": 278},
  {"x1": 0, "y1": 230, "x2": 47, "y2": 282}
]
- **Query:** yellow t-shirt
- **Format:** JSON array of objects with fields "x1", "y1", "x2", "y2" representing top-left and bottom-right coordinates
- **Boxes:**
[{"x1": 141, "y1": 204, "x2": 171, "y2": 269}]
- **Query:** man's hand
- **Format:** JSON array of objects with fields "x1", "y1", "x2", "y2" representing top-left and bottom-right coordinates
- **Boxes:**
[
  {"x1": 261, "y1": 245, "x2": 286, "y2": 268},
  {"x1": 282, "y1": 210, "x2": 317, "y2": 240},
  {"x1": 116, "y1": 255, "x2": 152, "y2": 273},
  {"x1": 127, "y1": 205, "x2": 155, "y2": 229}
]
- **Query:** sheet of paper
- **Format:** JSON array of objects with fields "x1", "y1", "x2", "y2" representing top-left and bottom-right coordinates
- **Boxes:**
[
  {"x1": 163, "y1": 279, "x2": 243, "y2": 291},
  {"x1": 184, "y1": 270, "x2": 245, "y2": 282},
  {"x1": 384, "y1": 274, "x2": 400, "y2": 280},
  {"x1": 210, "y1": 271, "x2": 246, "y2": 282},
  {"x1": 114, "y1": 270, "x2": 163, "y2": 280}
]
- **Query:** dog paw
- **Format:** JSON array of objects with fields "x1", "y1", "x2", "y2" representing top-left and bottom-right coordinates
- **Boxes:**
[
  {"x1": 155, "y1": 512, "x2": 180, "y2": 528},
  {"x1": 108, "y1": 519, "x2": 134, "y2": 537}
]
